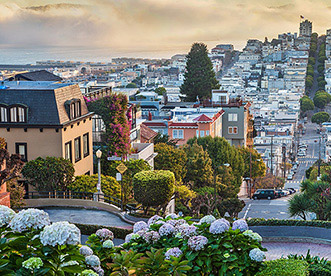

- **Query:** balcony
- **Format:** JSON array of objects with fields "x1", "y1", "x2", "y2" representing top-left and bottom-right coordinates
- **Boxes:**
[{"x1": 128, "y1": 143, "x2": 157, "y2": 168}]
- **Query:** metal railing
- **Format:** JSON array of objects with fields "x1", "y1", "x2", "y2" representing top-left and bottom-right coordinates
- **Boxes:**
[{"x1": 26, "y1": 190, "x2": 94, "y2": 200}]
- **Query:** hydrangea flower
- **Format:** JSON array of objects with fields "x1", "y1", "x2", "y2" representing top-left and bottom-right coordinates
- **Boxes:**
[
  {"x1": 165, "y1": 213, "x2": 179, "y2": 219},
  {"x1": 165, "y1": 247, "x2": 183, "y2": 260},
  {"x1": 249, "y1": 248, "x2": 265, "y2": 262},
  {"x1": 40, "y1": 221, "x2": 81, "y2": 246},
  {"x1": 93, "y1": 266, "x2": 105, "y2": 276},
  {"x1": 188, "y1": 235, "x2": 208, "y2": 251},
  {"x1": 124, "y1": 233, "x2": 138, "y2": 243},
  {"x1": 133, "y1": 221, "x2": 148, "y2": 233},
  {"x1": 167, "y1": 219, "x2": 186, "y2": 227},
  {"x1": 176, "y1": 224, "x2": 197, "y2": 238},
  {"x1": 155, "y1": 220, "x2": 165, "y2": 226},
  {"x1": 9, "y1": 208, "x2": 50, "y2": 232},
  {"x1": 96, "y1": 228, "x2": 114, "y2": 241},
  {"x1": 232, "y1": 219, "x2": 248, "y2": 232},
  {"x1": 199, "y1": 215, "x2": 216, "y2": 224},
  {"x1": 60, "y1": 261, "x2": 79, "y2": 267},
  {"x1": 0, "y1": 205, "x2": 16, "y2": 227},
  {"x1": 159, "y1": 223, "x2": 175, "y2": 236},
  {"x1": 147, "y1": 215, "x2": 163, "y2": 226},
  {"x1": 218, "y1": 218, "x2": 230, "y2": 228},
  {"x1": 22, "y1": 257, "x2": 43, "y2": 270},
  {"x1": 85, "y1": 255, "x2": 101, "y2": 267},
  {"x1": 243, "y1": 230, "x2": 262, "y2": 242},
  {"x1": 209, "y1": 219, "x2": 230, "y2": 234},
  {"x1": 80, "y1": 245, "x2": 93, "y2": 256},
  {"x1": 82, "y1": 269, "x2": 99, "y2": 276},
  {"x1": 102, "y1": 240, "x2": 114, "y2": 248},
  {"x1": 142, "y1": 230, "x2": 160, "y2": 243}
]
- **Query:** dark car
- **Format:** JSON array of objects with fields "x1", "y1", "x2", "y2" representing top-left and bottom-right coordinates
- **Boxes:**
[{"x1": 253, "y1": 189, "x2": 277, "y2": 200}]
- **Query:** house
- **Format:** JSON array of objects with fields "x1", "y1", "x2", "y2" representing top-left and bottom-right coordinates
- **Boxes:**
[
  {"x1": 0, "y1": 81, "x2": 94, "y2": 176},
  {"x1": 6, "y1": 70, "x2": 63, "y2": 82},
  {"x1": 140, "y1": 124, "x2": 158, "y2": 143}
]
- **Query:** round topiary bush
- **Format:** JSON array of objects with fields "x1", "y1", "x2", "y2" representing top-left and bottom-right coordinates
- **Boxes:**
[{"x1": 133, "y1": 170, "x2": 175, "y2": 209}]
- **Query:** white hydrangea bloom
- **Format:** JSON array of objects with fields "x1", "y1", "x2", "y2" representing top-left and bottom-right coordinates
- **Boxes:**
[
  {"x1": 167, "y1": 219, "x2": 186, "y2": 227},
  {"x1": 165, "y1": 247, "x2": 183, "y2": 260},
  {"x1": 218, "y1": 218, "x2": 230, "y2": 228},
  {"x1": 209, "y1": 219, "x2": 230, "y2": 234},
  {"x1": 93, "y1": 266, "x2": 105, "y2": 276},
  {"x1": 82, "y1": 269, "x2": 99, "y2": 276},
  {"x1": 243, "y1": 230, "x2": 262, "y2": 242},
  {"x1": 80, "y1": 245, "x2": 93, "y2": 256},
  {"x1": 165, "y1": 213, "x2": 179, "y2": 219},
  {"x1": 176, "y1": 224, "x2": 197, "y2": 238},
  {"x1": 60, "y1": 261, "x2": 79, "y2": 267},
  {"x1": 102, "y1": 240, "x2": 114, "y2": 248},
  {"x1": 232, "y1": 219, "x2": 248, "y2": 232},
  {"x1": 249, "y1": 248, "x2": 265, "y2": 262},
  {"x1": 96, "y1": 228, "x2": 114, "y2": 241},
  {"x1": 0, "y1": 205, "x2": 16, "y2": 227},
  {"x1": 133, "y1": 221, "x2": 148, "y2": 233},
  {"x1": 155, "y1": 220, "x2": 165, "y2": 226},
  {"x1": 142, "y1": 230, "x2": 160, "y2": 243},
  {"x1": 22, "y1": 257, "x2": 43, "y2": 270},
  {"x1": 9, "y1": 208, "x2": 50, "y2": 232},
  {"x1": 199, "y1": 215, "x2": 216, "y2": 224},
  {"x1": 40, "y1": 221, "x2": 81, "y2": 246},
  {"x1": 85, "y1": 255, "x2": 101, "y2": 267},
  {"x1": 188, "y1": 235, "x2": 208, "y2": 251},
  {"x1": 158, "y1": 223, "x2": 175, "y2": 236},
  {"x1": 147, "y1": 215, "x2": 163, "y2": 226}
]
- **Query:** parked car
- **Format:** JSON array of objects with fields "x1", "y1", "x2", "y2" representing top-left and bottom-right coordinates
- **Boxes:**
[
  {"x1": 252, "y1": 189, "x2": 277, "y2": 200},
  {"x1": 287, "y1": 188, "x2": 296, "y2": 193},
  {"x1": 298, "y1": 151, "x2": 306, "y2": 156},
  {"x1": 274, "y1": 190, "x2": 282, "y2": 198},
  {"x1": 287, "y1": 174, "x2": 293, "y2": 180},
  {"x1": 285, "y1": 188, "x2": 294, "y2": 195}
]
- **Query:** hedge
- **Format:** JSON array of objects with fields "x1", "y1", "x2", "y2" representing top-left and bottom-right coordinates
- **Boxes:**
[
  {"x1": 74, "y1": 223, "x2": 132, "y2": 239},
  {"x1": 248, "y1": 218, "x2": 331, "y2": 229},
  {"x1": 256, "y1": 259, "x2": 309, "y2": 276}
]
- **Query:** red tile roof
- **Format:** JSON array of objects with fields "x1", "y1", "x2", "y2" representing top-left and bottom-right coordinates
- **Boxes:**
[
  {"x1": 140, "y1": 124, "x2": 158, "y2": 141},
  {"x1": 143, "y1": 122, "x2": 167, "y2": 127},
  {"x1": 193, "y1": 114, "x2": 212, "y2": 122}
]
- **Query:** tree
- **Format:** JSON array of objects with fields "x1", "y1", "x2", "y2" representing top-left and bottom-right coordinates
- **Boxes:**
[
  {"x1": 288, "y1": 193, "x2": 313, "y2": 220},
  {"x1": 68, "y1": 174, "x2": 121, "y2": 199},
  {"x1": 239, "y1": 147, "x2": 266, "y2": 181},
  {"x1": 87, "y1": 94, "x2": 131, "y2": 157},
  {"x1": 154, "y1": 87, "x2": 166, "y2": 96},
  {"x1": 154, "y1": 143, "x2": 187, "y2": 182},
  {"x1": 133, "y1": 170, "x2": 175, "y2": 214},
  {"x1": 22, "y1": 157, "x2": 75, "y2": 191},
  {"x1": 126, "y1": 83, "x2": 137, "y2": 88},
  {"x1": 311, "y1": 112, "x2": 330, "y2": 124},
  {"x1": 180, "y1": 43, "x2": 220, "y2": 101},
  {"x1": 255, "y1": 173, "x2": 284, "y2": 189},
  {"x1": 0, "y1": 137, "x2": 24, "y2": 188},
  {"x1": 7, "y1": 180, "x2": 25, "y2": 210},
  {"x1": 183, "y1": 142, "x2": 213, "y2": 188},
  {"x1": 218, "y1": 198, "x2": 245, "y2": 218},
  {"x1": 313, "y1": 95, "x2": 328, "y2": 109},
  {"x1": 101, "y1": 159, "x2": 151, "y2": 205},
  {"x1": 153, "y1": 133, "x2": 178, "y2": 147},
  {"x1": 300, "y1": 96, "x2": 314, "y2": 113}
]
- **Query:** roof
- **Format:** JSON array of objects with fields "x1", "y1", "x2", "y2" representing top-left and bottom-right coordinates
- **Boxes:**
[
  {"x1": 143, "y1": 122, "x2": 167, "y2": 127},
  {"x1": 193, "y1": 114, "x2": 212, "y2": 122},
  {"x1": 0, "y1": 81, "x2": 89, "y2": 126},
  {"x1": 10, "y1": 70, "x2": 62, "y2": 81},
  {"x1": 169, "y1": 122, "x2": 198, "y2": 128},
  {"x1": 140, "y1": 124, "x2": 158, "y2": 141}
]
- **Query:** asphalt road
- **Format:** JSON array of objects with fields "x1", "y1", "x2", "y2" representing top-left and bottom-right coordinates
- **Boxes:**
[{"x1": 240, "y1": 122, "x2": 320, "y2": 220}]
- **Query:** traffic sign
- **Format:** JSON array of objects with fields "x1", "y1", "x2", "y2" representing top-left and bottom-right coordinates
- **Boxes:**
[
  {"x1": 116, "y1": 162, "x2": 127, "y2": 174},
  {"x1": 107, "y1": 156, "x2": 122, "y2": 161}
]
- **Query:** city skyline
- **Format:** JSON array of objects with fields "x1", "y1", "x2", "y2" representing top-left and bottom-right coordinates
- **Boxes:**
[{"x1": 1, "y1": 0, "x2": 331, "y2": 59}]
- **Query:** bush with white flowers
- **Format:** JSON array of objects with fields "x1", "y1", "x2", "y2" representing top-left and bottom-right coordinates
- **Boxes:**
[
  {"x1": 249, "y1": 248, "x2": 266, "y2": 262},
  {"x1": 0, "y1": 205, "x2": 16, "y2": 227},
  {"x1": 102, "y1": 240, "x2": 114, "y2": 248},
  {"x1": 40, "y1": 221, "x2": 81, "y2": 246},
  {"x1": 9, "y1": 208, "x2": 50, "y2": 232},
  {"x1": 22, "y1": 257, "x2": 43, "y2": 270},
  {"x1": 133, "y1": 221, "x2": 148, "y2": 233},
  {"x1": 122, "y1": 214, "x2": 267, "y2": 275}
]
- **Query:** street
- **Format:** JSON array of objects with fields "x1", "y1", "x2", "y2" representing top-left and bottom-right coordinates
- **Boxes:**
[{"x1": 239, "y1": 122, "x2": 321, "y2": 220}]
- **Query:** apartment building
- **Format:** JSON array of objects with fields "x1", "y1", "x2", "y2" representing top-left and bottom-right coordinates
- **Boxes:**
[{"x1": 0, "y1": 81, "x2": 94, "y2": 175}]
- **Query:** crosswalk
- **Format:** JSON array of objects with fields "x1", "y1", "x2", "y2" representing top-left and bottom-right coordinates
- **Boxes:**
[
  {"x1": 285, "y1": 180, "x2": 301, "y2": 185},
  {"x1": 297, "y1": 160, "x2": 315, "y2": 165}
]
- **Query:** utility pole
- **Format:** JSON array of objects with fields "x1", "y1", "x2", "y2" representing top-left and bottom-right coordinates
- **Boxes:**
[
  {"x1": 318, "y1": 136, "x2": 321, "y2": 178},
  {"x1": 270, "y1": 136, "x2": 273, "y2": 175},
  {"x1": 282, "y1": 143, "x2": 286, "y2": 178},
  {"x1": 249, "y1": 151, "x2": 252, "y2": 199}
]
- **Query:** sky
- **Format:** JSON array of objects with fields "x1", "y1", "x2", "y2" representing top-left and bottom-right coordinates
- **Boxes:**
[{"x1": 0, "y1": 0, "x2": 331, "y2": 58}]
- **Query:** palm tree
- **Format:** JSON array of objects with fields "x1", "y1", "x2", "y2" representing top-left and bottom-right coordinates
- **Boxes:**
[{"x1": 288, "y1": 193, "x2": 313, "y2": 220}]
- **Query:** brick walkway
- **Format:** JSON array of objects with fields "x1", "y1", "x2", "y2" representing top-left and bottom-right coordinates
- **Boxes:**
[{"x1": 263, "y1": 242, "x2": 331, "y2": 260}]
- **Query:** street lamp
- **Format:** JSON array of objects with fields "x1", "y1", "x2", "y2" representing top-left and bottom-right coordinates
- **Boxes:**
[{"x1": 96, "y1": 149, "x2": 102, "y2": 194}]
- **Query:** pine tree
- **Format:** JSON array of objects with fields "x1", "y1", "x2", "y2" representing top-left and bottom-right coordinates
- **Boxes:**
[{"x1": 180, "y1": 43, "x2": 220, "y2": 101}]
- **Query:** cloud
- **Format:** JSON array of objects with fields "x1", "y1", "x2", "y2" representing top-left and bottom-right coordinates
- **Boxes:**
[{"x1": 0, "y1": 0, "x2": 330, "y2": 56}]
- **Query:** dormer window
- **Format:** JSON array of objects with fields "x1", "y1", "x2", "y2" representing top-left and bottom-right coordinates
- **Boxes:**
[
  {"x1": 0, "y1": 104, "x2": 8, "y2": 122},
  {"x1": 10, "y1": 107, "x2": 17, "y2": 122},
  {"x1": 65, "y1": 99, "x2": 81, "y2": 120},
  {"x1": 7, "y1": 104, "x2": 28, "y2": 123}
]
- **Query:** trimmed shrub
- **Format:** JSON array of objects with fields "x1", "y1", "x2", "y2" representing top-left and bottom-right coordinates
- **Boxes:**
[
  {"x1": 68, "y1": 174, "x2": 121, "y2": 199},
  {"x1": 247, "y1": 218, "x2": 331, "y2": 228},
  {"x1": 256, "y1": 259, "x2": 309, "y2": 276},
  {"x1": 133, "y1": 170, "x2": 175, "y2": 210},
  {"x1": 74, "y1": 223, "x2": 132, "y2": 239}
]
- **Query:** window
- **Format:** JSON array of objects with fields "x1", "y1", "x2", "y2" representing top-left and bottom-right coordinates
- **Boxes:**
[
  {"x1": 233, "y1": 127, "x2": 238, "y2": 134},
  {"x1": 200, "y1": 130, "x2": 205, "y2": 137},
  {"x1": 196, "y1": 130, "x2": 199, "y2": 137},
  {"x1": 206, "y1": 130, "x2": 210, "y2": 136},
  {"x1": 15, "y1": 143, "x2": 27, "y2": 162},
  {"x1": 74, "y1": 137, "x2": 81, "y2": 162},
  {"x1": 173, "y1": 129, "x2": 184, "y2": 139},
  {"x1": 83, "y1": 133, "x2": 89, "y2": 157},
  {"x1": 10, "y1": 107, "x2": 17, "y2": 122},
  {"x1": 65, "y1": 99, "x2": 81, "y2": 120},
  {"x1": 228, "y1": 113, "x2": 238, "y2": 121},
  {"x1": 18, "y1": 107, "x2": 25, "y2": 122},
  {"x1": 0, "y1": 106, "x2": 7, "y2": 122},
  {"x1": 65, "y1": 141, "x2": 72, "y2": 162},
  {"x1": 75, "y1": 101, "x2": 81, "y2": 118},
  {"x1": 228, "y1": 127, "x2": 238, "y2": 134}
]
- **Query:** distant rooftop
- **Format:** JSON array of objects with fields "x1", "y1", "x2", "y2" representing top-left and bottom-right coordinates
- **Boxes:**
[{"x1": 2, "y1": 81, "x2": 72, "y2": 90}]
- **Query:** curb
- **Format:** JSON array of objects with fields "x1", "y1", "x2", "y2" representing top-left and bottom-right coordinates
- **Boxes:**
[{"x1": 262, "y1": 236, "x2": 331, "y2": 245}]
